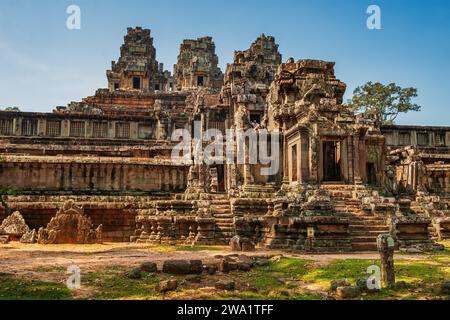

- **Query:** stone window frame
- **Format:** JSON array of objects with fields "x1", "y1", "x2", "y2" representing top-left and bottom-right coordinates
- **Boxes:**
[
  {"x1": 92, "y1": 121, "x2": 109, "y2": 138},
  {"x1": 46, "y1": 120, "x2": 62, "y2": 137},
  {"x1": 115, "y1": 122, "x2": 130, "y2": 139},
  {"x1": 417, "y1": 132, "x2": 430, "y2": 146},
  {"x1": 435, "y1": 132, "x2": 446, "y2": 146},
  {"x1": 21, "y1": 118, "x2": 38, "y2": 136},
  {"x1": 398, "y1": 132, "x2": 411, "y2": 146},
  {"x1": 0, "y1": 118, "x2": 14, "y2": 136},
  {"x1": 137, "y1": 123, "x2": 154, "y2": 140},
  {"x1": 69, "y1": 121, "x2": 86, "y2": 138}
]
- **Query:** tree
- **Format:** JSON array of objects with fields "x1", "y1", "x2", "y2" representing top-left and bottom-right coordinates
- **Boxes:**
[
  {"x1": 347, "y1": 82, "x2": 421, "y2": 126},
  {"x1": 0, "y1": 188, "x2": 16, "y2": 217},
  {"x1": 2, "y1": 107, "x2": 20, "y2": 112}
]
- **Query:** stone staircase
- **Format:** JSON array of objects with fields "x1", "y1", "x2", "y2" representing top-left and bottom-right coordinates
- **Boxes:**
[
  {"x1": 322, "y1": 183, "x2": 391, "y2": 251},
  {"x1": 210, "y1": 194, "x2": 235, "y2": 244}
]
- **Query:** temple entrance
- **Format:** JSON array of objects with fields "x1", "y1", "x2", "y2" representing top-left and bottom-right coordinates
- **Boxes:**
[
  {"x1": 366, "y1": 162, "x2": 377, "y2": 185},
  {"x1": 216, "y1": 164, "x2": 226, "y2": 193},
  {"x1": 323, "y1": 141, "x2": 342, "y2": 182}
]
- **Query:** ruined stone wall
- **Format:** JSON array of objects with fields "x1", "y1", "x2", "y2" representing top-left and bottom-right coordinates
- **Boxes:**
[
  {"x1": 0, "y1": 156, "x2": 188, "y2": 193},
  {"x1": 2, "y1": 195, "x2": 173, "y2": 242}
]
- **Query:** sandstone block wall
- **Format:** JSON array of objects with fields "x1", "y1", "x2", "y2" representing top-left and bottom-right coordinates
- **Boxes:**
[{"x1": 0, "y1": 156, "x2": 188, "y2": 193}]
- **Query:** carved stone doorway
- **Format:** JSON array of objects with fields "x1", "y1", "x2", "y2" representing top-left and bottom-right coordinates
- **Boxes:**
[{"x1": 323, "y1": 141, "x2": 342, "y2": 182}]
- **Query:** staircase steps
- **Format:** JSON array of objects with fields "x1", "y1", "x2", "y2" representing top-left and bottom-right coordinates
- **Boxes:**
[
  {"x1": 210, "y1": 199, "x2": 235, "y2": 244},
  {"x1": 325, "y1": 184, "x2": 392, "y2": 252}
]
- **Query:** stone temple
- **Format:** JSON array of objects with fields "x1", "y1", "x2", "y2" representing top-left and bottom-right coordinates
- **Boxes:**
[{"x1": 0, "y1": 27, "x2": 449, "y2": 251}]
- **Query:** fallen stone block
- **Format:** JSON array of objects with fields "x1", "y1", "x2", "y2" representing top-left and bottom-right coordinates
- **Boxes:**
[
  {"x1": 125, "y1": 268, "x2": 143, "y2": 280},
  {"x1": 330, "y1": 280, "x2": 351, "y2": 292},
  {"x1": 0, "y1": 211, "x2": 29, "y2": 239},
  {"x1": 156, "y1": 279, "x2": 178, "y2": 293},
  {"x1": 162, "y1": 260, "x2": 203, "y2": 275},
  {"x1": 336, "y1": 286, "x2": 360, "y2": 299},
  {"x1": 0, "y1": 235, "x2": 10, "y2": 244},
  {"x1": 215, "y1": 280, "x2": 235, "y2": 291},
  {"x1": 140, "y1": 262, "x2": 158, "y2": 273}
]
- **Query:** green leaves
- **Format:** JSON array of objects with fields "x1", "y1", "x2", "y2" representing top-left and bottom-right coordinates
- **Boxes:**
[
  {"x1": 347, "y1": 82, "x2": 421, "y2": 126},
  {"x1": 0, "y1": 188, "x2": 18, "y2": 217}
]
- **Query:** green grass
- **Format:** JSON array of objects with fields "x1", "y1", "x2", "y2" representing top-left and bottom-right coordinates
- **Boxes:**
[
  {"x1": 0, "y1": 274, "x2": 73, "y2": 300},
  {"x1": 228, "y1": 258, "x2": 325, "y2": 300},
  {"x1": 300, "y1": 258, "x2": 449, "y2": 300},
  {"x1": 83, "y1": 266, "x2": 161, "y2": 300},
  {"x1": 33, "y1": 266, "x2": 67, "y2": 273},
  {"x1": 302, "y1": 259, "x2": 380, "y2": 287}
]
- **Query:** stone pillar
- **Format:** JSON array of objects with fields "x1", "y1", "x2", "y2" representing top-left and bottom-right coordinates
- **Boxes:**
[
  {"x1": 377, "y1": 234, "x2": 396, "y2": 287},
  {"x1": 353, "y1": 134, "x2": 362, "y2": 184}
]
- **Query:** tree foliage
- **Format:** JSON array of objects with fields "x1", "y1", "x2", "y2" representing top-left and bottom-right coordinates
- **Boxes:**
[
  {"x1": 0, "y1": 188, "x2": 17, "y2": 217},
  {"x1": 347, "y1": 82, "x2": 421, "y2": 126},
  {"x1": 2, "y1": 107, "x2": 20, "y2": 112}
]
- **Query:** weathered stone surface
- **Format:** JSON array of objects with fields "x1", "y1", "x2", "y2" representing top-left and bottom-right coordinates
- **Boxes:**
[
  {"x1": 174, "y1": 37, "x2": 223, "y2": 91},
  {"x1": 253, "y1": 258, "x2": 270, "y2": 267},
  {"x1": 37, "y1": 201, "x2": 102, "y2": 244},
  {"x1": 140, "y1": 262, "x2": 158, "y2": 273},
  {"x1": 441, "y1": 281, "x2": 450, "y2": 294},
  {"x1": 0, "y1": 211, "x2": 29, "y2": 237},
  {"x1": 20, "y1": 229, "x2": 37, "y2": 244},
  {"x1": 229, "y1": 236, "x2": 256, "y2": 252},
  {"x1": 219, "y1": 259, "x2": 239, "y2": 273},
  {"x1": 330, "y1": 280, "x2": 351, "y2": 292},
  {"x1": 156, "y1": 279, "x2": 178, "y2": 293},
  {"x1": 237, "y1": 262, "x2": 252, "y2": 272},
  {"x1": 107, "y1": 27, "x2": 170, "y2": 93},
  {"x1": 162, "y1": 260, "x2": 203, "y2": 275},
  {"x1": 377, "y1": 234, "x2": 396, "y2": 287},
  {"x1": 205, "y1": 265, "x2": 218, "y2": 275},
  {"x1": 336, "y1": 286, "x2": 360, "y2": 299},
  {"x1": 125, "y1": 268, "x2": 143, "y2": 280},
  {"x1": 229, "y1": 236, "x2": 242, "y2": 252},
  {"x1": 0, "y1": 235, "x2": 10, "y2": 244},
  {"x1": 185, "y1": 275, "x2": 202, "y2": 283},
  {"x1": 215, "y1": 280, "x2": 235, "y2": 291}
]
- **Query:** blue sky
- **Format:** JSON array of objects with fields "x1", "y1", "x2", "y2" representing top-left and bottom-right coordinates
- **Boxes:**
[{"x1": 0, "y1": 0, "x2": 449, "y2": 125}]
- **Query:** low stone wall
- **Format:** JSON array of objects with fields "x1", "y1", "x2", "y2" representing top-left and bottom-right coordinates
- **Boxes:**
[
  {"x1": 0, "y1": 156, "x2": 189, "y2": 193},
  {"x1": 389, "y1": 216, "x2": 434, "y2": 250},
  {"x1": 261, "y1": 216, "x2": 352, "y2": 252}
]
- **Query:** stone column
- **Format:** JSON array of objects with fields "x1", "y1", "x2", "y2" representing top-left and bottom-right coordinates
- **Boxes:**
[{"x1": 377, "y1": 234, "x2": 396, "y2": 287}]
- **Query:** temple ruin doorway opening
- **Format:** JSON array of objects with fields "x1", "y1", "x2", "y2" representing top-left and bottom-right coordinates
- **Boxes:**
[
  {"x1": 133, "y1": 77, "x2": 141, "y2": 90},
  {"x1": 197, "y1": 76, "x2": 204, "y2": 87},
  {"x1": 366, "y1": 162, "x2": 377, "y2": 185},
  {"x1": 215, "y1": 164, "x2": 226, "y2": 193},
  {"x1": 323, "y1": 141, "x2": 342, "y2": 182}
]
